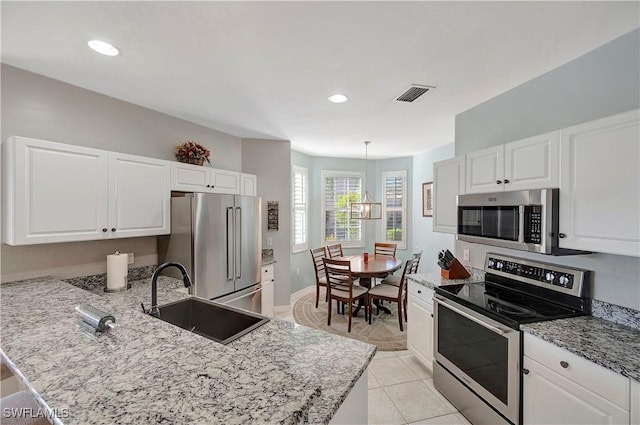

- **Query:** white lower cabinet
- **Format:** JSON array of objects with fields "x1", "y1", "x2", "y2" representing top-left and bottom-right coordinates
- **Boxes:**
[
  {"x1": 523, "y1": 333, "x2": 630, "y2": 425},
  {"x1": 260, "y1": 264, "x2": 274, "y2": 317},
  {"x1": 3, "y1": 136, "x2": 170, "y2": 245},
  {"x1": 407, "y1": 280, "x2": 434, "y2": 372}
]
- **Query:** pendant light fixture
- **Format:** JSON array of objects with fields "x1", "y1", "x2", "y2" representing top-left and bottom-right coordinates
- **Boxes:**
[{"x1": 350, "y1": 141, "x2": 382, "y2": 220}]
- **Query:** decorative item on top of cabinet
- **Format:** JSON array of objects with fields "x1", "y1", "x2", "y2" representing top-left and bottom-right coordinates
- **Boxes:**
[
  {"x1": 174, "y1": 141, "x2": 211, "y2": 166},
  {"x1": 558, "y1": 109, "x2": 639, "y2": 257},
  {"x1": 466, "y1": 131, "x2": 559, "y2": 194},
  {"x1": 433, "y1": 156, "x2": 465, "y2": 234},
  {"x1": 267, "y1": 201, "x2": 279, "y2": 231},
  {"x1": 523, "y1": 333, "x2": 630, "y2": 425},
  {"x1": 2, "y1": 136, "x2": 170, "y2": 245}
]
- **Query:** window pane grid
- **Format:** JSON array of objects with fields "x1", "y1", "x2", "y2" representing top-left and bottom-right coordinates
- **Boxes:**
[
  {"x1": 292, "y1": 167, "x2": 308, "y2": 251},
  {"x1": 381, "y1": 171, "x2": 406, "y2": 247},
  {"x1": 323, "y1": 173, "x2": 363, "y2": 244}
]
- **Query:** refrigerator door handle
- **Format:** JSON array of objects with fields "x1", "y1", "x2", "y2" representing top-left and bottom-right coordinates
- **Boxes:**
[
  {"x1": 226, "y1": 207, "x2": 234, "y2": 281},
  {"x1": 235, "y1": 207, "x2": 242, "y2": 279}
]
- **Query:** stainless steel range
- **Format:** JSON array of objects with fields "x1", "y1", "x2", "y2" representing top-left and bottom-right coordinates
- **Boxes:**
[{"x1": 433, "y1": 253, "x2": 591, "y2": 425}]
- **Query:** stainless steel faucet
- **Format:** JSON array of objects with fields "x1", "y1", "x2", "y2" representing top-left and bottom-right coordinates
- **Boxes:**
[{"x1": 147, "y1": 262, "x2": 192, "y2": 317}]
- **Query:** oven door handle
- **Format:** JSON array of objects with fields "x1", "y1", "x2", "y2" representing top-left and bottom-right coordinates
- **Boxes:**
[{"x1": 434, "y1": 298, "x2": 506, "y2": 336}]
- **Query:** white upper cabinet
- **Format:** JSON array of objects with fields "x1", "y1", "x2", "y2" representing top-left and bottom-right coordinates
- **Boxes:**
[
  {"x1": 170, "y1": 161, "x2": 211, "y2": 192},
  {"x1": 466, "y1": 131, "x2": 559, "y2": 194},
  {"x1": 108, "y1": 152, "x2": 170, "y2": 238},
  {"x1": 3, "y1": 136, "x2": 170, "y2": 245},
  {"x1": 433, "y1": 156, "x2": 465, "y2": 234},
  {"x1": 466, "y1": 145, "x2": 504, "y2": 193},
  {"x1": 558, "y1": 109, "x2": 640, "y2": 256},
  {"x1": 3, "y1": 136, "x2": 109, "y2": 245},
  {"x1": 504, "y1": 132, "x2": 559, "y2": 191},
  {"x1": 211, "y1": 168, "x2": 240, "y2": 194},
  {"x1": 170, "y1": 162, "x2": 241, "y2": 194},
  {"x1": 241, "y1": 173, "x2": 258, "y2": 196}
]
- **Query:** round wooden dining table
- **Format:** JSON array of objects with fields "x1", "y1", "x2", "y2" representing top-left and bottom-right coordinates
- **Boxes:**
[{"x1": 337, "y1": 255, "x2": 402, "y2": 316}]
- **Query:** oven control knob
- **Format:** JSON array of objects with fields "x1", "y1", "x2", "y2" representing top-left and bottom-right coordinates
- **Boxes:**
[
  {"x1": 545, "y1": 272, "x2": 555, "y2": 282},
  {"x1": 496, "y1": 262, "x2": 504, "y2": 270},
  {"x1": 559, "y1": 275, "x2": 570, "y2": 286},
  {"x1": 488, "y1": 259, "x2": 495, "y2": 268}
]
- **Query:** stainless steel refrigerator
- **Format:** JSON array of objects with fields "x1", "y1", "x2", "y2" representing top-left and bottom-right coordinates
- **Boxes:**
[{"x1": 158, "y1": 192, "x2": 262, "y2": 313}]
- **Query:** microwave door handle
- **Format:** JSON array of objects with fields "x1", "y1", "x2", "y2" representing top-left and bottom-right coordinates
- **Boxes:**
[
  {"x1": 434, "y1": 298, "x2": 506, "y2": 336},
  {"x1": 518, "y1": 205, "x2": 525, "y2": 243}
]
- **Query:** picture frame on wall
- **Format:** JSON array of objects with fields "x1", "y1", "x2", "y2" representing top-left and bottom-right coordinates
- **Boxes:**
[{"x1": 422, "y1": 182, "x2": 433, "y2": 217}]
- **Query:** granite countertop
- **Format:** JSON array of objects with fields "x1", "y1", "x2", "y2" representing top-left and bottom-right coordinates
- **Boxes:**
[
  {"x1": 0, "y1": 277, "x2": 375, "y2": 424},
  {"x1": 407, "y1": 267, "x2": 485, "y2": 290},
  {"x1": 522, "y1": 316, "x2": 640, "y2": 382}
]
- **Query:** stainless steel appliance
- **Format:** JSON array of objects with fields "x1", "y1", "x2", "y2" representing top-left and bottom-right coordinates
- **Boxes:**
[
  {"x1": 158, "y1": 193, "x2": 262, "y2": 313},
  {"x1": 433, "y1": 253, "x2": 591, "y2": 425},
  {"x1": 457, "y1": 189, "x2": 588, "y2": 255}
]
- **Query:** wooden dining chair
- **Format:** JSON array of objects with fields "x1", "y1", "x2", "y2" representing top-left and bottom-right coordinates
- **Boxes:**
[
  {"x1": 326, "y1": 243, "x2": 343, "y2": 258},
  {"x1": 368, "y1": 257, "x2": 415, "y2": 331},
  {"x1": 379, "y1": 251, "x2": 421, "y2": 320},
  {"x1": 374, "y1": 242, "x2": 397, "y2": 257},
  {"x1": 310, "y1": 247, "x2": 329, "y2": 308},
  {"x1": 323, "y1": 258, "x2": 370, "y2": 333}
]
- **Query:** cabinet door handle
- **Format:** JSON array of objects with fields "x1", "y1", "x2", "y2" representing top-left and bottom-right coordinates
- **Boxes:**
[
  {"x1": 503, "y1": 179, "x2": 510, "y2": 184},
  {"x1": 430, "y1": 313, "x2": 433, "y2": 318},
  {"x1": 558, "y1": 233, "x2": 566, "y2": 239},
  {"x1": 102, "y1": 228, "x2": 108, "y2": 232},
  {"x1": 496, "y1": 180, "x2": 502, "y2": 184},
  {"x1": 206, "y1": 184, "x2": 210, "y2": 188},
  {"x1": 417, "y1": 290, "x2": 422, "y2": 294},
  {"x1": 111, "y1": 228, "x2": 116, "y2": 232},
  {"x1": 523, "y1": 368, "x2": 530, "y2": 375},
  {"x1": 560, "y1": 361, "x2": 569, "y2": 368}
]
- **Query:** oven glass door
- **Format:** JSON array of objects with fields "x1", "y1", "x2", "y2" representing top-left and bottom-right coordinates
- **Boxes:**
[
  {"x1": 434, "y1": 296, "x2": 520, "y2": 424},
  {"x1": 458, "y1": 206, "x2": 520, "y2": 241}
]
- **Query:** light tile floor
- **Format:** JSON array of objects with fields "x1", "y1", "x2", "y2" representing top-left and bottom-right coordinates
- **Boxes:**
[{"x1": 274, "y1": 306, "x2": 472, "y2": 425}]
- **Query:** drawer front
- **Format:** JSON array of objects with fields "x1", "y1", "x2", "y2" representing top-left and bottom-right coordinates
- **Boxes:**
[
  {"x1": 407, "y1": 280, "x2": 434, "y2": 305},
  {"x1": 524, "y1": 333, "x2": 629, "y2": 409},
  {"x1": 261, "y1": 264, "x2": 274, "y2": 281}
]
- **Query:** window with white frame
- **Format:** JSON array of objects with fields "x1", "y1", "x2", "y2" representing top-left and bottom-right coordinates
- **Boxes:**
[
  {"x1": 292, "y1": 166, "x2": 308, "y2": 253},
  {"x1": 321, "y1": 170, "x2": 364, "y2": 247},
  {"x1": 381, "y1": 170, "x2": 407, "y2": 250}
]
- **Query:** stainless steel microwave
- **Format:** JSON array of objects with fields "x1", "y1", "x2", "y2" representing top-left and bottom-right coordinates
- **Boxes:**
[{"x1": 457, "y1": 189, "x2": 588, "y2": 255}]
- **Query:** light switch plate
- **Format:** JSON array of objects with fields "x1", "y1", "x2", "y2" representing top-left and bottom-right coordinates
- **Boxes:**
[
  {"x1": 128, "y1": 252, "x2": 134, "y2": 264},
  {"x1": 463, "y1": 249, "x2": 470, "y2": 262},
  {"x1": 266, "y1": 237, "x2": 273, "y2": 246}
]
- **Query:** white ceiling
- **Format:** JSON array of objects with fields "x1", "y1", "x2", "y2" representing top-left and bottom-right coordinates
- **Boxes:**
[{"x1": 2, "y1": 1, "x2": 638, "y2": 159}]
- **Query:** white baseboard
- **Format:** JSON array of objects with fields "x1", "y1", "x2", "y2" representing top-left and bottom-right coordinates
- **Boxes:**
[{"x1": 274, "y1": 285, "x2": 315, "y2": 316}]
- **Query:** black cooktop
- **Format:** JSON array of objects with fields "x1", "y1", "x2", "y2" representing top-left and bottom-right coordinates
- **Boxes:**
[{"x1": 435, "y1": 280, "x2": 588, "y2": 329}]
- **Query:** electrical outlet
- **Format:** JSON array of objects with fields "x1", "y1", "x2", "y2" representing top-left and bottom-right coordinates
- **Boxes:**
[
  {"x1": 266, "y1": 237, "x2": 273, "y2": 246},
  {"x1": 463, "y1": 249, "x2": 470, "y2": 262},
  {"x1": 128, "y1": 252, "x2": 134, "y2": 264}
]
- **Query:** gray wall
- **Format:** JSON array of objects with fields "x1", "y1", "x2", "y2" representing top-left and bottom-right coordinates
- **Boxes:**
[
  {"x1": 1, "y1": 65, "x2": 243, "y2": 282},
  {"x1": 241, "y1": 139, "x2": 292, "y2": 306},
  {"x1": 456, "y1": 29, "x2": 640, "y2": 156},
  {"x1": 454, "y1": 29, "x2": 640, "y2": 310},
  {"x1": 412, "y1": 144, "x2": 456, "y2": 273}
]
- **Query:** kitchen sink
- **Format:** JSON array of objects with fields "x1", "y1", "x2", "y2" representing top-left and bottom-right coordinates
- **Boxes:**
[{"x1": 155, "y1": 297, "x2": 269, "y2": 345}]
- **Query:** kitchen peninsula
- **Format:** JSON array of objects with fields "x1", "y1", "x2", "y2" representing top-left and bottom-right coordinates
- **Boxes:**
[{"x1": 0, "y1": 276, "x2": 374, "y2": 424}]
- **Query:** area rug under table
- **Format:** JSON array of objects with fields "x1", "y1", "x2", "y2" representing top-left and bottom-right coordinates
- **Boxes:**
[{"x1": 292, "y1": 292, "x2": 407, "y2": 351}]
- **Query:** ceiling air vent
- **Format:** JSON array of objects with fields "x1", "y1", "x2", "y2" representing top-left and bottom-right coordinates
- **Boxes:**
[{"x1": 394, "y1": 84, "x2": 435, "y2": 103}]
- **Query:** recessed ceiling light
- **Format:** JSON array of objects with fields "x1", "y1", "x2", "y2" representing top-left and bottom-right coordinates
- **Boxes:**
[
  {"x1": 328, "y1": 94, "x2": 348, "y2": 103},
  {"x1": 87, "y1": 40, "x2": 119, "y2": 56}
]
